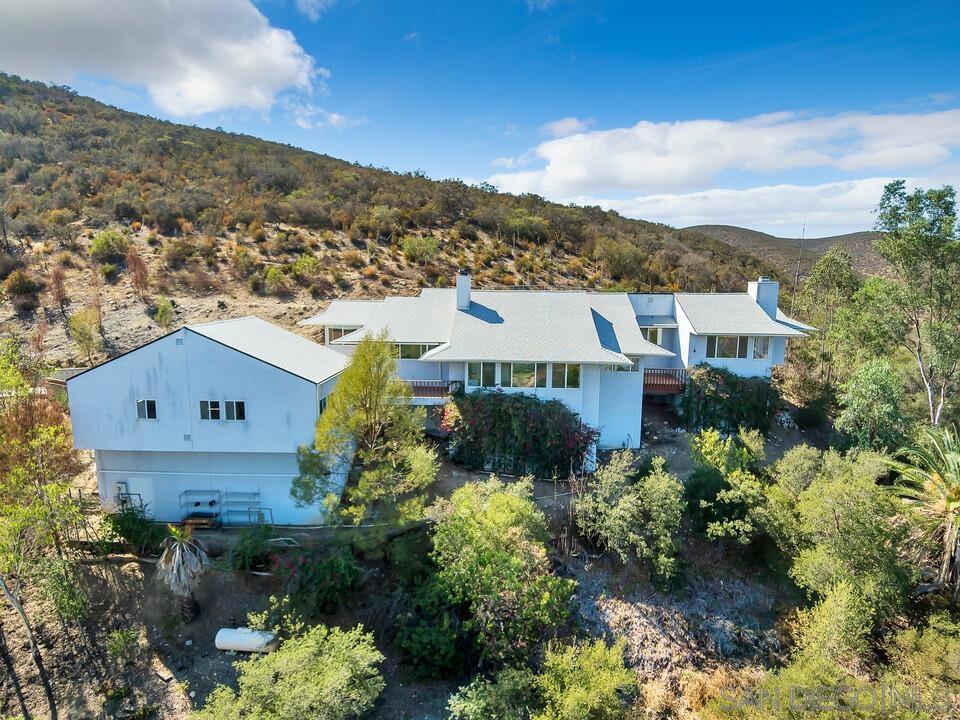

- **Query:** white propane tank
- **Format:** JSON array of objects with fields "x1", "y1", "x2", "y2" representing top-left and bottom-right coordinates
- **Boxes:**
[{"x1": 215, "y1": 627, "x2": 280, "y2": 653}]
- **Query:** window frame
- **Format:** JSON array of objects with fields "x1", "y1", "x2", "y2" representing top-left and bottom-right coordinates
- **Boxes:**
[
  {"x1": 706, "y1": 335, "x2": 749, "y2": 359},
  {"x1": 640, "y1": 327, "x2": 661, "y2": 346},
  {"x1": 551, "y1": 363, "x2": 581, "y2": 389},
  {"x1": 504, "y1": 362, "x2": 547, "y2": 388},
  {"x1": 136, "y1": 399, "x2": 157, "y2": 420},
  {"x1": 753, "y1": 336, "x2": 770, "y2": 360},
  {"x1": 199, "y1": 400, "x2": 221, "y2": 421},
  {"x1": 467, "y1": 361, "x2": 496, "y2": 388},
  {"x1": 225, "y1": 400, "x2": 246, "y2": 421}
]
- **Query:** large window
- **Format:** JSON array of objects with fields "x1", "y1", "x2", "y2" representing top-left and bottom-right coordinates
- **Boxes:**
[
  {"x1": 503, "y1": 362, "x2": 547, "y2": 388},
  {"x1": 640, "y1": 327, "x2": 661, "y2": 346},
  {"x1": 706, "y1": 336, "x2": 749, "y2": 359},
  {"x1": 753, "y1": 336, "x2": 770, "y2": 360},
  {"x1": 467, "y1": 361, "x2": 496, "y2": 388},
  {"x1": 551, "y1": 363, "x2": 581, "y2": 388},
  {"x1": 201, "y1": 400, "x2": 246, "y2": 421},
  {"x1": 136, "y1": 399, "x2": 157, "y2": 419},
  {"x1": 397, "y1": 343, "x2": 439, "y2": 359}
]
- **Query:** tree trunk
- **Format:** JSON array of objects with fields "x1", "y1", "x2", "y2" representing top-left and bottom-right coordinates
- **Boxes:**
[
  {"x1": 180, "y1": 592, "x2": 199, "y2": 623},
  {"x1": 0, "y1": 575, "x2": 58, "y2": 720}
]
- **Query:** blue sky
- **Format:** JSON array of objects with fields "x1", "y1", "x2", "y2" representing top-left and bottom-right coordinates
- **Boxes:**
[{"x1": 2, "y1": 0, "x2": 959, "y2": 235}]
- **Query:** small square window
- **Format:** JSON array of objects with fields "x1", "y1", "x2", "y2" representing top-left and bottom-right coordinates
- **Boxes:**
[
  {"x1": 200, "y1": 400, "x2": 221, "y2": 420},
  {"x1": 137, "y1": 399, "x2": 157, "y2": 419},
  {"x1": 225, "y1": 400, "x2": 246, "y2": 421}
]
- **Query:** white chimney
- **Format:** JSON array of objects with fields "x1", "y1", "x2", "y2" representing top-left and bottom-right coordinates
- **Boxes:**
[
  {"x1": 747, "y1": 276, "x2": 779, "y2": 318},
  {"x1": 456, "y1": 269, "x2": 471, "y2": 310}
]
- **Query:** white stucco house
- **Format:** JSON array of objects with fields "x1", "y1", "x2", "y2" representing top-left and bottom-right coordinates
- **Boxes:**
[
  {"x1": 68, "y1": 273, "x2": 810, "y2": 527},
  {"x1": 67, "y1": 317, "x2": 348, "y2": 526},
  {"x1": 302, "y1": 273, "x2": 812, "y2": 451}
]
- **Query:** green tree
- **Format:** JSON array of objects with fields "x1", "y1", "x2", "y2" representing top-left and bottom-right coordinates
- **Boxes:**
[
  {"x1": 867, "y1": 181, "x2": 960, "y2": 426},
  {"x1": 574, "y1": 452, "x2": 683, "y2": 580},
  {"x1": 891, "y1": 426, "x2": 960, "y2": 606},
  {"x1": 69, "y1": 307, "x2": 102, "y2": 363},
  {"x1": 764, "y1": 444, "x2": 823, "y2": 554},
  {"x1": 430, "y1": 478, "x2": 575, "y2": 664},
  {"x1": 291, "y1": 333, "x2": 434, "y2": 523},
  {"x1": 792, "y1": 453, "x2": 916, "y2": 627},
  {"x1": 793, "y1": 243, "x2": 861, "y2": 387},
  {"x1": 195, "y1": 624, "x2": 385, "y2": 720},
  {"x1": 448, "y1": 666, "x2": 538, "y2": 720},
  {"x1": 835, "y1": 359, "x2": 907, "y2": 451}
]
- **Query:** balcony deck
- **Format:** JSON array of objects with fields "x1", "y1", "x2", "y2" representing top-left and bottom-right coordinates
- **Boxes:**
[
  {"x1": 407, "y1": 379, "x2": 463, "y2": 399},
  {"x1": 643, "y1": 368, "x2": 687, "y2": 394}
]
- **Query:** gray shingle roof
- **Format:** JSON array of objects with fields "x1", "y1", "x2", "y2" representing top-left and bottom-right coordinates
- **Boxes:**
[
  {"x1": 300, "y1": 300, "x2": 379, "y2": 327},
  {"x1": 420, "y1": 290, "x2": 672, "y2": 363},
  {"x1": 189, "y1": 317, "x2": 347, "y2": 384},
  {"x1": 675, "y1": 294, "x2": 807, "y2": 336}
]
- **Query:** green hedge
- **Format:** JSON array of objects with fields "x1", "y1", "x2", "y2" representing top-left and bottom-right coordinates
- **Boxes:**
[
  {"x1": 441, "y1": 390, "x2": 599, "y2": 477},
  {"x1": 680, "y1": 364, "x2": 779, "y2": 433}
]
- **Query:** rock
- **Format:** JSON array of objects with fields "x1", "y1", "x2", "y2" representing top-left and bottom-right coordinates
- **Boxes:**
[{"x1": 155, "y1": 669, "x2": 174, "y2": 683}]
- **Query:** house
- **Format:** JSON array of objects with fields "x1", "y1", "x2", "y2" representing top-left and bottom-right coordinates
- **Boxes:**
[
  {"x1": 67, "y1": 317, "x2": 348, "y2": 526},
  {"x1": 302, "y1": 274, "x2": 811, "y2": 450},
  {"x1": 67, "y1": 275, "x2": 809, "y2": 527}
]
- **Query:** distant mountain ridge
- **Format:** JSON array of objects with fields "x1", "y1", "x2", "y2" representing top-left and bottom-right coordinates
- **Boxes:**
[{"x1": 686, "y1": 224, "x2": 889, "y2": 277}]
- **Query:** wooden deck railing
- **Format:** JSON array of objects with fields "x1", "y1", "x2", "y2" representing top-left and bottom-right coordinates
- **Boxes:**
[
  {"x1": 408, "y1": 380, "x2": 463, "y2": 398},
  {"x1": 643, "y1": 368, "x2": 688, "y2": 394}
]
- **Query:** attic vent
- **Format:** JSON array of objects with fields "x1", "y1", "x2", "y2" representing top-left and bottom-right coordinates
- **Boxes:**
[
  {"x1": 176, "y1": 338, "x2": 184, "y2": 346},
  {"x1": 183, "y1": 434, "x2": 191, "y2": 441}
]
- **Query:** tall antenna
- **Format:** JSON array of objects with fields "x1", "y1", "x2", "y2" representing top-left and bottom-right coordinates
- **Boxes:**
[{"x1": 790, "y1": 218, "x2": 805, "y2": 315}]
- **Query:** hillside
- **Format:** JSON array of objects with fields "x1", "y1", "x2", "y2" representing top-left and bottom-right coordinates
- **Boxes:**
[
  {"x1": 0, "y1": 74, "x2": 778, "y2": 365},
  {"x1": 687, "y1": 224, "x2": 889, "y2": 277}
]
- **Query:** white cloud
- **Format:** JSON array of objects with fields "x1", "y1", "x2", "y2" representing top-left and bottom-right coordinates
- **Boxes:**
[
  {"x1": 490, "y1": 109, "x2": 960, "y2": 196},
  {"x1": 526, "y1": 0, "x2": 557, "y2": 9},
  {"x1": 541, "y1": 116, "x2": 594, "y2": 138},
  {"x1": 287, "y1": 100, "x2": 365, "y2": 130},
  {"x1": 574, "y1": 176, "x2": 960, "y2": 237},
  {"x1": 296, "y1": 0, "x2": 338, "y2": 21},
  {"x1": 402, "y1": 31, "x2": 421, "y2": 44},
  {"x1": 0, "y1": 0, "x2": 319, "y2": 116}
]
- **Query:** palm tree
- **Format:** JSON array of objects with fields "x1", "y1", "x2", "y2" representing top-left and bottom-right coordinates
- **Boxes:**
[
  {"x1": 156, "y1": 525, "x2": 209, "y2": 622},
  {"x1": 891, "y1": 426, "x2": 960, "y2": 606}
]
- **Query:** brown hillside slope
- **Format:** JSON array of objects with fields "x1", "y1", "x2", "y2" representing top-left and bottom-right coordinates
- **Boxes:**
[
  {"x1": 687, "y1": 224, "x2": 890, "y2": 277},
  {"x1": 0, "y1": 74, "x2": 778, "y2": 365}
]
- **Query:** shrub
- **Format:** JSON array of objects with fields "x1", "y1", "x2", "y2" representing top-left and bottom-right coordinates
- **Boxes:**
[
  {"x1": 536, "y1": 639, "x2": 636, "y2": 720},
  {"x1": 106, "y1": 628, "x2": 139, "y2": 667},
  {"x1": 101, "y1": 262, "x2": 118, "y2": 282},
  {"x1": 687, "y1": 428, "x2": 768, "y2": 545},
  {"x1": 575, "y1": 451, "x2": 684, "y2": 581},
  {"x1": 34, "y1": 557, "x2": 88, "y2": 622},
  {"x1": 401, "y1": 235, "x2": 440, "y2": 265},
  {"x1": 231, "y1": 525, "x2": 274, "y2": 571},
  {"x1": 394, "y1": 576, "x2": 465, "y2": 678},
  {"x1": 162, "y1": 237, "x2": 194, "y2": 268},
  {"x1": 290, "y1": 254, "x2": 322, "y2": 284},
  {"x1": 153, "y1": 297, "x2": 174, "y2": 329},
  {"x1": 430, "y1": 478, "x2": 576, "y2": 664},
  {"x1": 89, "y1": 229, "x2": 129, "y2": 264},
  {"x1": 681, "y1": 364, "x2": 779, "y2": 432},
  {"x1": 264, "y1": 265, "x2": 289, "y2": 295},
  {"x1": 442, "y1": 391, "x2": 600, "y2": 477},
  {"x1": 277, "y1": 546, "x2": 361, "y2": 616},
  {"x1": 448, "y1": 667, "x2": 539, "y2": 720},
  {"x1": 4, "y1": 269, "x2": 39, "y2": 301},
  {"x1": 69, "y1": 307, "x2": 102, "y2": 362},
  {"x1": 101, "y1": 506, "x2": 166, "y2": 555},
  {"x1": 195, "y1": 624, "x2": 385, "y2": 720},
  {"x1": 794, "y1": 581, "x2": 872, "y2": 665}
]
